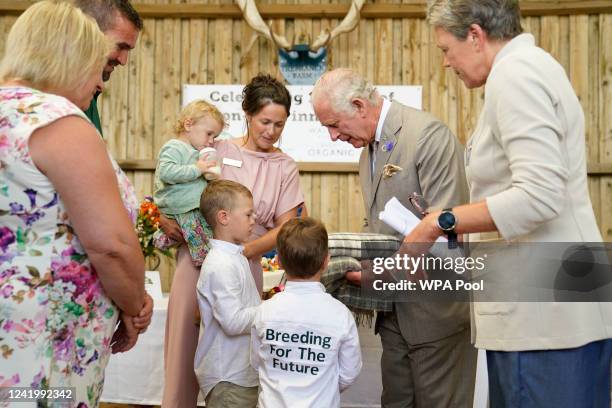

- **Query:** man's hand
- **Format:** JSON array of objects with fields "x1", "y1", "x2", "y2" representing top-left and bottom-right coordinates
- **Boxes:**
[
  {"x1": 111, "y1": 313, "x2": 139, "y2": 353},
  {"x1": 345, "y1": 271, "x2": 362, "y2": 286},
  {"x1": 133, "y1": 293, "x2": 153, "y2": 333},
  {"x1": 345, "y1": 259, "x2": 373, "y2": 287},
  {"x1": 158, "y1": 214, "x2": 184, "y2": 243}
]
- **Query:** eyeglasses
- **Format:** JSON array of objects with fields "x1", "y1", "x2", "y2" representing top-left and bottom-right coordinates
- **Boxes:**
[{"x1": 408, "y1": 192, "x2": 429, "y2": 217}]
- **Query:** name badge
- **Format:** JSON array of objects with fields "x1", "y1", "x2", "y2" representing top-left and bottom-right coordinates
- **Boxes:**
[{"x1": 222, "y1": 158, "x2": 242, "y2": 168}]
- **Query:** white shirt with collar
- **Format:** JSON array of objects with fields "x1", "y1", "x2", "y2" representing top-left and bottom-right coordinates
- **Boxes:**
[
  {"x1": 371, "y1": 97, "x2": 392, "y2": 175},
  {"x1": 251, "y1": 280, "x2": 362, "y2": 407},
  {"x1": 194, "y1": 239, "x2": 261, "y2": 397}
]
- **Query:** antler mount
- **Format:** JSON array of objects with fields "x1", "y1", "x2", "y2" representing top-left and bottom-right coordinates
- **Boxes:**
[{"x1": 236, "y1": 0, "x2": 365, "y2": 56}]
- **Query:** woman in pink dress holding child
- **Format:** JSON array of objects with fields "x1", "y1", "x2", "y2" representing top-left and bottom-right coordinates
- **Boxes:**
[{"x1": 161, "y1": 73, "x2": 304, "y2": 407}]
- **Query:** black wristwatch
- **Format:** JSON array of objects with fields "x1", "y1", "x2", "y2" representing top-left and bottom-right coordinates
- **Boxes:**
[{"x1": 437, "y1": 208, "x2": 458, "y2": 249}]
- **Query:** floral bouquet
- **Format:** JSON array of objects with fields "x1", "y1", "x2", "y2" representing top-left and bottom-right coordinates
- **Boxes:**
[
  {"x1": 136, "y1": 196, "x2": 171, "y2": 268},
  {"x1": 261, "y1": 254, "x2": 281, "y2": 272}
]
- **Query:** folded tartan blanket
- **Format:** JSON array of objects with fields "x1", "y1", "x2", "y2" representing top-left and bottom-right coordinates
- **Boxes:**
[{"x1": 322, "y1": 233, "x2": 401, "y2": 325}]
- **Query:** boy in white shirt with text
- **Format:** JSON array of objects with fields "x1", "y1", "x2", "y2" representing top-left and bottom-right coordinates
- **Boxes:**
[
  {"x1": 251, "y1": 217, "x2": 362, "y2": 407},
  {"x1": 194, "y1": 179, "x2": 260, "y2": 407}
]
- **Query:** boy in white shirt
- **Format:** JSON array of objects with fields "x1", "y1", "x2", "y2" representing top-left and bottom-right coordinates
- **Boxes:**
[
  {"x1": 194, "y1": 180, "x2": 260, "y2": 407},
  {"x1": 251, "y1": 217, "x2": 362, "y2": 407}
]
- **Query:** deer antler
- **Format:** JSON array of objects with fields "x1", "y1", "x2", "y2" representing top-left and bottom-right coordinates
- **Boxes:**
[
  {"x1": 236, "y1": 0, "x2": 364, "y2": 65},
  {"x1": 236, "y1": 0, "x2": 292, "y2": 51},
  {"x1": 309, "y1": 0, "x2": 365, "y2": 52}
]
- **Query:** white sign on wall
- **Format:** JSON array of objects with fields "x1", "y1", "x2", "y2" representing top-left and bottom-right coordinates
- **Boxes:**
[{"x1": 183, "y1": 84, "x2": 422, "y2": 163}]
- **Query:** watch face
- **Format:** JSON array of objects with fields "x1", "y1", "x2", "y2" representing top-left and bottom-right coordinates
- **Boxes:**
[{"x1": 438, "y1": 211, "x2": 456, "y2": 230}]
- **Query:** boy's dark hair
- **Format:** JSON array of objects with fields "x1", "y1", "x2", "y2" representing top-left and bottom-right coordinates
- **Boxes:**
[
  {"x1": 74, "y1": 0, "x2": 143, "y2": 31},
  {"x1": 277, "y1": 217, "x2": 328, "y2": 279},
  {"x1": 200, "y1": 180, "x2": 252, "y2": 229}
]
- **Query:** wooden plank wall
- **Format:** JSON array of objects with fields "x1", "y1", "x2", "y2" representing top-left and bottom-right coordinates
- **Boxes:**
[{"x1": 1, "y1": 1, "x2": 611, "y2": 290}]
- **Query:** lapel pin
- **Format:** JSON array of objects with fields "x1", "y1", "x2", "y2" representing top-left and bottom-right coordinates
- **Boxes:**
[{"x1": 382, "y1": 140, "x2": 394, "y2": 152}]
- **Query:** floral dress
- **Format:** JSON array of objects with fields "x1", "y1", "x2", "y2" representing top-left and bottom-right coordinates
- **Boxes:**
[{"x1": 0, "y1": 87, "x2": 139, "y2": 407}]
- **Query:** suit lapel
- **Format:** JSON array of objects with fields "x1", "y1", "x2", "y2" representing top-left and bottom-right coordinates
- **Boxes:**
[
  {"x1": 367, "y1": 102, "x2": 403, "y2": 210},
  {"x1": 359, "y1": 148, "x2": 372, "y2": 208}
]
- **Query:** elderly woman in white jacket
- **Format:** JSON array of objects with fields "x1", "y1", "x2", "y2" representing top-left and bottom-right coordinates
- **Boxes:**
[{"x1": 403, "y1": 0, "x2": 612, "y2": 407}]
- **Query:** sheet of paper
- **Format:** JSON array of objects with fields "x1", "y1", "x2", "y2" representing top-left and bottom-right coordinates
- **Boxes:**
[{"x1": 378, "y1": 197, "x2": 446, "y2": 242}]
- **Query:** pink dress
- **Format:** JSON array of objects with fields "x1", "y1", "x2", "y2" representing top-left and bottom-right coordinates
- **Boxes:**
[
  {"x1": 162, "y1": 138, "x2": 304, "y2": 407},
  {"x1": 216, "y1": 139, "x2": 304, "y2": 292}
]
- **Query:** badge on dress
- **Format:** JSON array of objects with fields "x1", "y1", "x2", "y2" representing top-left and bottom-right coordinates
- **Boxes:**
[{"x1": 222, "y1": 158, "x2": 242, "y2": 168}]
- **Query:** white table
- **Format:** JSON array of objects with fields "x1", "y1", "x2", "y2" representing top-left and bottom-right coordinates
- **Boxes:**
[
  {"x1": 101, "y1": 296, "x2": 171, "y2": 405},
  {"x1": 100, "y1": 273, "x2": 488, "y2": 407}
]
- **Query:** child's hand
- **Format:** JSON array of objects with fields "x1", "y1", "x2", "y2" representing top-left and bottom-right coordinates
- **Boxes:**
[{"x1": 196, "y1": 158, "x2": 217, "y2": 173}]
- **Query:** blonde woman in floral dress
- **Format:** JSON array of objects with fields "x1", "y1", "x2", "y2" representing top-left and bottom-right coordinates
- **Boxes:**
[{"x1": 0, "y1": 2, "x2": 148, "y2": 406}]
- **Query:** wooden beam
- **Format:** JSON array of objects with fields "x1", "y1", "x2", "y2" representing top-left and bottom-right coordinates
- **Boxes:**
[
  {"x1": 129, "y1": 3, "x2": 411, "y2": 19},
  {"x1": 520, "y1": 1, "x2": 612, "y2": 16},
  {"x1": 297, "y1": 162, "x2": 359, "y2": 173},
  {"x1": 116, "y1": 159, "x2": 612, "y2": 175},
  {"x1": 0, "y1": 0, "x2": 25, "y2": 14},
  {"x1": 116, "y1": 159, "x2": 359, "y2": 172},
  {"x1": 1, "y1": 1, "x2": 611, "y2": 18},
  {"x1": 588, "y1": 163, "x2": 612, "y2": 175},
  {"x1": 117, "y1": 159, "x2": 157, "y2": 170}
]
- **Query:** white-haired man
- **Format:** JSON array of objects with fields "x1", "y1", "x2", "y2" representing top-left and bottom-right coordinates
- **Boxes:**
[{"x1": 312, "y1": 68, "x2": 476, "y2": 408}]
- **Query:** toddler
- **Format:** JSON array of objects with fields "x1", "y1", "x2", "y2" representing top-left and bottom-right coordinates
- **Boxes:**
[{"x1": 153, "y1": 99, "x2": 225, "y2": 266}]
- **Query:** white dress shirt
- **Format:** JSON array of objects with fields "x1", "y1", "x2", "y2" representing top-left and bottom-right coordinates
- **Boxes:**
[
  {"x1": 251, "y1": 281, "x2": 362, "y2": 407},
  {"x1": 371, "y1": 97, "x2": 392, "y2": 176},
  {"x1": 194, "y1": 239, "x2": 261, "y2": 397}
]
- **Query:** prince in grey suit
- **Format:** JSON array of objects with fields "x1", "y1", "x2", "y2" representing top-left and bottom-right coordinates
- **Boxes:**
[{"x1": 312, "y1": 68, "x2": 476, "y2": 407}]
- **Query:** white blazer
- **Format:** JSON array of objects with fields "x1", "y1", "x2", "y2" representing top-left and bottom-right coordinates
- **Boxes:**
[{"x1": 467, "y1": 34, "x2": 612, "y2": 351}]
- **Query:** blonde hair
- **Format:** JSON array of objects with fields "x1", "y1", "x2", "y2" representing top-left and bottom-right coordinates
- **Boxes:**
[
  {"x1": 200, "y1": 180, "x2": 252, "y2": 230},
  {"x1": 174, "y1": 99, "x2": 226, "y2": 135},
  {"x1": 0, "y1": 1, "x2": 110, "y2": 95}
]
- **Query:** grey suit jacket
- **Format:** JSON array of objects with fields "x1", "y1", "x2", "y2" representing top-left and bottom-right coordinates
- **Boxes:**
[{"x1": 360, "y1": 101, "x2": 470, "y2": 344}]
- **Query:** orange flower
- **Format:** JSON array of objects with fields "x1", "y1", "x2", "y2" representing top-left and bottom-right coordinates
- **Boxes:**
[{"x1": 135, "y1": 196, "x2": 170, "y2": 261}]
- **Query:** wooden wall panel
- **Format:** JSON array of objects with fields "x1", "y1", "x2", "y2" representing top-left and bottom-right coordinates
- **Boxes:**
[
  {"x1": 419, "y1": 20, "x2": 431, "y2": 114},
  {"x1": 1, "y1": 1, "x2": 610, "y2": 289},
  {"x1": 348, "y1": 13, "x2": 364, "y2": 73},
  {"x1": 600, "y1": 14, "x2": 612, "y2": 239},
  {"x1": 402, "y1": 18, "x2": 419, "y2": 86},
  {"x1": 571, "y1": 15, "x2": 599, "y2": 226},
  {"x1": 0, "y1": 16, "x2": 16, "y2": 61}
]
